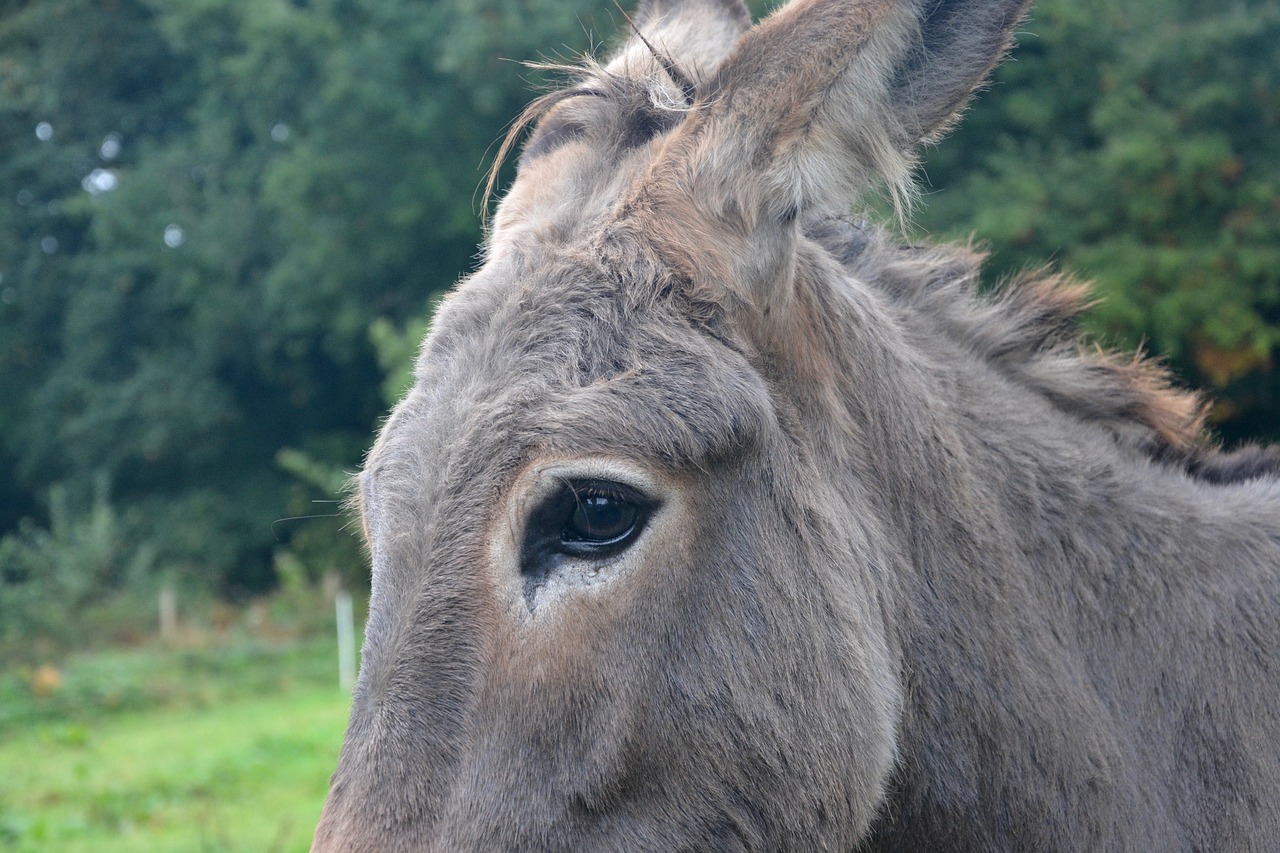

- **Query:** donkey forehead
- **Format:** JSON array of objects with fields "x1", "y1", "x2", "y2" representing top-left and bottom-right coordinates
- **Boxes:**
[{"x1": 368, "y1": 257, "x2": 773, "y2": 490}]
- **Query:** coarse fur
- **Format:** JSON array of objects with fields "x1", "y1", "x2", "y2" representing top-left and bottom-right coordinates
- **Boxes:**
[{"x1": 312, "y1": 0, "x2": 1280, "y2": 850}]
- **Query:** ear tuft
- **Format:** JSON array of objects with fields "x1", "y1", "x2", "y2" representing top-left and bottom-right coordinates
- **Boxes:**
[{"x1": 613, "y1": 0, "x2": 752, "y2": 82}]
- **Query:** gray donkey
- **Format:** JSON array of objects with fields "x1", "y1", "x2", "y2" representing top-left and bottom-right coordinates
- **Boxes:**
[{"x1": 311, "y1": 0, "x2": 1280, "y2": 849}]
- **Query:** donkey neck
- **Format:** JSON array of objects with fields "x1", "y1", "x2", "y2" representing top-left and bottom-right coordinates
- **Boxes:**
[{"x1": 764, "y1": 228, "x2": 1280, "y2": 850}]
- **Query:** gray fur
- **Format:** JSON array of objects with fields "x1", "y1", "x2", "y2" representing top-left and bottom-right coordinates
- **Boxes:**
[{"x1": 312, "y1": 0, "x2": 1280, "y2": 850}]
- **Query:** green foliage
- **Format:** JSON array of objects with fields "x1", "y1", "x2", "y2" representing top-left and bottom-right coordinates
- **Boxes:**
[
  {"x1": 273, "y1": 443, "x2": 366, "y2": 590},
  {"x1": 0, "y1": 476, "x2": 158, "y2": 660},
  {"x1": 915, "y1": 0, "x2": 1280, "y2": 441},
  {"x1": 369, "y1": 304, "x2": 438, "y2": 407},
  {"x1": 0, "y1": 0, "x2": 612, "y2": 597}
]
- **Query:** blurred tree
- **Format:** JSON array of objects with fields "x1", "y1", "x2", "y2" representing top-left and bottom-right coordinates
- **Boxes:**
[
  {"x1": 0, "y1": 0, "x2": 196, "y2": 536},
  {"x1": 916, "y1": 0, "x2": 1280, "y2": 443},
  {"x1": 0, "y1": 474, "x2": 156, "y2": 657},
  {"x1": 0, "y1": 0, "x2": 613, "y2": 596}
]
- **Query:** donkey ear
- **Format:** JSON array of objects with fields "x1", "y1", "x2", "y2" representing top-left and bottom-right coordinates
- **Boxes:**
[
  {"x1": 610, "y1": 0, "x2": 752, "y2": 81},
  {"x1": 885, "y1": 0, "x2": 1032, "y2": 142},
  {"x1": 709, "y1": 0, "x2": 1032, "y2": 208},
  {"x1": 618, "y1": 0, "x2": 1030, "y2": 304}
]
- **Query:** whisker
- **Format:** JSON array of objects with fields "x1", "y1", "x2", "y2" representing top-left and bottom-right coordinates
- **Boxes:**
[{"x1": 271, "y1": 513, "x2": 344, "y2": 540}]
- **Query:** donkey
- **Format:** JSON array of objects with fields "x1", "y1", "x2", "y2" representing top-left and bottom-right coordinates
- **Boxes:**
[{"x1": 312, "y1": 0, "x2": 1280, "y2": 849}]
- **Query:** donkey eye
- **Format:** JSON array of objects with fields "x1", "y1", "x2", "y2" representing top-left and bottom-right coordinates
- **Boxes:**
[
  {"x1": 519, "y1": 478, "x2": 657, "y2": 604},
  {"x1": 538, "y1": 480, "x2": 652, "y2": 558}
]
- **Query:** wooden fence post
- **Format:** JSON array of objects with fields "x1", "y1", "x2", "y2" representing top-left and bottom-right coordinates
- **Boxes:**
[{"x1": 336, "y1": 590, "x2": 355, "y2": 693}]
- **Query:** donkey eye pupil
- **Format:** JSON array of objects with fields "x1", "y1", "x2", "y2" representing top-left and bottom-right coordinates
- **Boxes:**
[{"x1": 568, "y1": 493, "x2": 637, "y2": 543}]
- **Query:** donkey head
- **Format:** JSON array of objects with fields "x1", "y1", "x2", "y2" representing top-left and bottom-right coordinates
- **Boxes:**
[{"x1": 313, "y1": 0, "x2": 1030, "y2": 849}]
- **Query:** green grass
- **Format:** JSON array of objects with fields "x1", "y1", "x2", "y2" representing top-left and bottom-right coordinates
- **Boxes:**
[{"x1": 0, "y1": 637, "x2": 353, "y2": 852}]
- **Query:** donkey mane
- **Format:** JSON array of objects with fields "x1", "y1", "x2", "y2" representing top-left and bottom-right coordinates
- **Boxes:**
[
  {"x1": 816, "y1": 219, "x2": 1198, "y2": 443},
  {"x1": 816, "y1": 217, "x2": 1280, "y2": 482},
  {"x1": 484, "y1": 60, "x2": 696, "y2": 219}
]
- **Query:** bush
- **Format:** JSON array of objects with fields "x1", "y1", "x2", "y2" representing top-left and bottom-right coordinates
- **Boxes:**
[{"x1": 0, "y1": 476, "x2": 158, "y2": 660}]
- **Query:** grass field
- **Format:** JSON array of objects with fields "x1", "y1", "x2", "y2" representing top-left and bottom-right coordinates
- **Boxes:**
[{"x1": 0, "y1": 636, "x2": 352, "y2": 852}]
